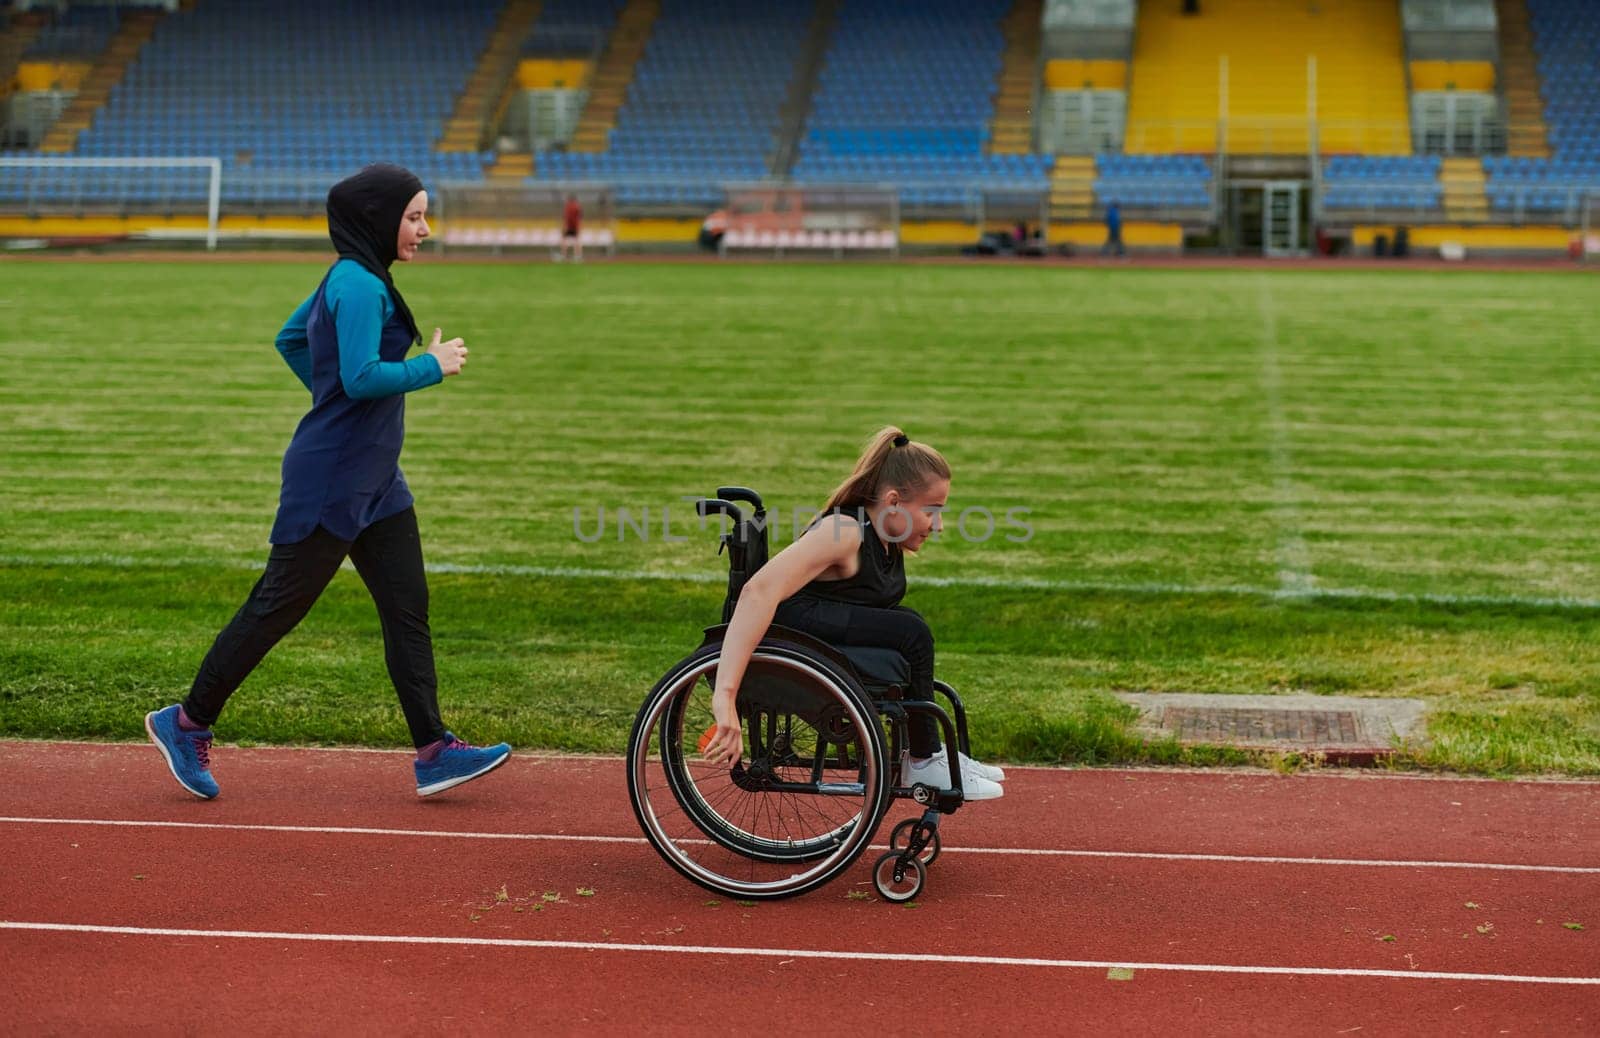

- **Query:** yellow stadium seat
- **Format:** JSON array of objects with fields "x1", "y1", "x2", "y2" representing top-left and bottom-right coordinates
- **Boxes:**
[
  {"x1": 1045, "y1": 59, "x2": 1128, "y2": 90},
  {"x1": 1125, "y1": 0, "x2": 1410, "y2": 155},
  {"x1": 15, "y1": 61, "x2": 90, "y2": 92},
  {"x1": 1409, "y1": 61, "x2": 1495, "y2": 91},
  {"x1": 515, "y1": 59, "x2": 592, "y2": 91}
]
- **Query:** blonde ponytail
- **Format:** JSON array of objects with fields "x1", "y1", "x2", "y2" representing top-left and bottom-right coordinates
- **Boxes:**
[{"x1": 821, "y1": 425, "x2": 951, "y2": 515}]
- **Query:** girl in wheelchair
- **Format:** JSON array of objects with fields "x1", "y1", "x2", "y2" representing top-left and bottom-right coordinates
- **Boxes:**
[{"x1": 700, "y1": 426, "x2": 1005, "y2": 800}]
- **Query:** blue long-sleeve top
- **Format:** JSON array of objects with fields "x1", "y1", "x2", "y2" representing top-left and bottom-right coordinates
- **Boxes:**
[
  {"x1": 268, "y1": 259, "x2": 443, "y2": 544},
  {"x1": 274, "y1": 260, "x2": 441, "y2": 397}
]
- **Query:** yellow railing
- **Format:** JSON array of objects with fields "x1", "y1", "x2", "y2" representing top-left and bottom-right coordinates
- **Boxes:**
[
  {"x1": 1311, "y1": 121, "x2": 1413, "y2": 156},
  {"x1": 1122, "y1": 120, "x2": 1220, "y2": 155}
]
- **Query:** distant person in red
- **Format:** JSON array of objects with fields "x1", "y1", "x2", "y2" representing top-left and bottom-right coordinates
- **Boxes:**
[
  {"x1": 558, "y1": 193, "x2": 583, "y2": 262},
  {"x1": 699, "y1": 208, "x2": 729, "y2": 251}
]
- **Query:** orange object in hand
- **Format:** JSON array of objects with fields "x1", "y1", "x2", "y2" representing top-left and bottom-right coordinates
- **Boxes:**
[{"x1": 697, "y1": 724, "x2": 719, "y2": 754}]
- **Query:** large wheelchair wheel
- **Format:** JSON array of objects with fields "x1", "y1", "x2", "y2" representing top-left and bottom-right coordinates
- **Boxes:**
[{"x1": 627, "y1": 637, "x2": 890, "y2": 900}]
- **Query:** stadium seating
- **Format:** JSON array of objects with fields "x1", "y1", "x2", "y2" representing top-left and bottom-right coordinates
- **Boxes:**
[
  {"x1": 21, "y1": 5, "x2": 122, "y2": 59},
  {"x1": 1483, "y1": 157, "x2": 1600, "y2": 215},
  {"x1": 1481, "y1": 0, "x2": 1600, "y2": 216},
  {"x1": 535, "y1": 0, "x2": 812, "y2": 207},
  {"x1": 524, "y1": 0, "x2": 628, "y2": 55},
  {"x1": 1125, "y1": 0, "x2": 1410, "y2": 155},
  {"x1": 2, "y1": 0, "x2": 1212, "y2": 228},
  {"x1": 4, "y1": 0, "x2": 500, "y2": 208},
  {"x1": 1528, "y1": 0, "x2": 1600, "y2": 160},
  {"x1": 791, "y1": 0, "x2": 1049, "y2": 206},
  {"x1": 1090, "y1": 154, "x2": 1212, "y2": 210},
  {"x1": 1319, "y1": 155, "x2": 1442, "y2": 214}
]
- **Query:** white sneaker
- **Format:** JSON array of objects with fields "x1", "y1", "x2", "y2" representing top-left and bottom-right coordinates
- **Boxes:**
[
  {"x1": 958, "y1": 750, "x2": 1005, "y2": 783},
  {"x1": 902, "y1": 749, "x2": 1004, "y2": 801},
  {"x1": 918, "y1": 747, "x2": 1006, "y2": 783}
]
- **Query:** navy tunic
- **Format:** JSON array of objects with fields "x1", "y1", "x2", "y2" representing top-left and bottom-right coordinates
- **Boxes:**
[{"x1": 269, "y1": 259, "x2": 442, "y2": 544}]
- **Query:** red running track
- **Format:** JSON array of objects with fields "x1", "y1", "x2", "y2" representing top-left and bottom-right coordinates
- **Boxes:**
[{"x1": 1, "y1": 742, "x2": 1596, "y2": 1034}]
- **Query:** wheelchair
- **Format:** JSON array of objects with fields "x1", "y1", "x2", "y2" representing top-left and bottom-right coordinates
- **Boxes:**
[{"x1": 626, "y1": 486, "x2": 976, "y2": 902}]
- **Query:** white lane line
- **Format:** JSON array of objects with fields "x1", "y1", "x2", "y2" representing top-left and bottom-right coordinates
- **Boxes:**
[
  {"x1": 0, "y1": 816, "x2": 640, "y2": 844},
  {"x1": 3, "y1": 553, "x2": 1599, "y2": 611},
  {"x1": 939, "y1": 846, "x2": 1600, "y2": 874},
  {"x1": 5, "y1": 817, "x2": 1597, "y2": 875},
  {"x1": 2, "y1": 921, "x2": 1596, "y2": 986}
]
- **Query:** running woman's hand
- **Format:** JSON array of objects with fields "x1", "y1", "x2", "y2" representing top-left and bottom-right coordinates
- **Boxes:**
[
  {"x1": 703, "y1": 687, "x2": 742, "y2": 768},
  {"x1": 427, "y1": 328, "x2": 468, "y2": 376}
]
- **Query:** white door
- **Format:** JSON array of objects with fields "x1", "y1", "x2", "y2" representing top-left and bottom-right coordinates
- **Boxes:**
[{"x1": 1264, "y1": 181, "x2": 1301, "y2": 257}]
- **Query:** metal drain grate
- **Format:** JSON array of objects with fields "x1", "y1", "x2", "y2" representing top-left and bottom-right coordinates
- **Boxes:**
[{"x1": 1162, "y1": 707, "x2": 1363, "y2": 745}]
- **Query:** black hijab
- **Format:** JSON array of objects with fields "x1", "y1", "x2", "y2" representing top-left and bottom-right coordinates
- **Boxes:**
[{"x1": 326, "y1": 163, "x2": 424, "y2": 346}]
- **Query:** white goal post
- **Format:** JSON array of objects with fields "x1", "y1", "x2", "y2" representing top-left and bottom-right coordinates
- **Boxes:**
[{"x1": 0, "y1": 156, "x2": 222, "y2": 250}]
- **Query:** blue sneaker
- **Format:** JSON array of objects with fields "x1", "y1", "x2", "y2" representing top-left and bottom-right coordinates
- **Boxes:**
[
  {"x1": 144, "y1": 704, "x2": 219, "y2": 800},
  {"x1": 414, "y1": 733, "x2": 511, "y2": 797}
]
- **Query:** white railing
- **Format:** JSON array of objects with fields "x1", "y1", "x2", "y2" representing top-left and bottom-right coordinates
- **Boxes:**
[
  {"x1": 1039, "y1": 91, "x2": 1125, "y2": 155},
  {"x1": 1042, "y1": 0, "x2": 1135, "y2": 30},
  {"x1": 2, "y1": 90, "x2": 72, "y2": 148},
  {"x1": 1402, "y1": 0, "x2": 1497, "y2": 31},
  {"x1": 1411, "y1": 93, "x2": 1503, "y2": 155}
]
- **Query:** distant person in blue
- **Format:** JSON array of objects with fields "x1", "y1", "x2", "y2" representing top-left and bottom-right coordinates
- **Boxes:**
[
  {"x1": 1101, "y1": 198, "x2": 1125, "y2": 257},
  {"x1": 145, "y1": 164, "x2": 511, "y2": 800}
]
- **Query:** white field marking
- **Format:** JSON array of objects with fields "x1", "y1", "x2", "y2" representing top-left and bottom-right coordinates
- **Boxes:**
[
  {"x1": 4, "y1": 817, "x2": 1598, "y2": 875},
  {"x1": 2, "y1": 921, "x2": 1597, "y2": 986},
  {"x1": 1257, "y1": 277, "x2": 1315, "y2": 595},
  {"x1": 3, "y1": 553, "x2": 1599, "y2": 612}
]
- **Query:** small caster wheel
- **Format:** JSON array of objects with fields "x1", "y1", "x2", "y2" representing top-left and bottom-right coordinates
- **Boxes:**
[
  {"x1": 872, "y1": 850, "x2": 926, "y2": 903},
  {"x1": 889, "y1": 818, "x2": 941, "y2": 867}
]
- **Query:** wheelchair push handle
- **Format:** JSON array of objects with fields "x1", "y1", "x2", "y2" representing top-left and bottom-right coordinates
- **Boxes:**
[
  {"x1": 715, "y1": 486, "x2": 764, "y2": 512},
  {"x1": 695, "y1": 498, "x2": 743, "y2": 522}
]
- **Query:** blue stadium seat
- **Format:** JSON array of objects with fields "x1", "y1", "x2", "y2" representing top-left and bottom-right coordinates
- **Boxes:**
[
  {"x1": 789, "y1": 0, "x2": 1047, "y2": 200},
  {"x1": 1092, "y1": 153, "x2": 1213, "y2": 210},
  {"x1": 19, "y1": 0, "x2": 500, "y2": 207},
  {"x1": 23, "y1": 5, "x2": 122, "y2": 59},
  {"x1": 1479, "y1": 0, "x2": 1600, "y2": 214},
  {"x1": 534, "y1": 0, "x2": 811, "y2": 192},
  {"x1": 1320, "y1": 155, "x2": 1442, "y2": 213}
]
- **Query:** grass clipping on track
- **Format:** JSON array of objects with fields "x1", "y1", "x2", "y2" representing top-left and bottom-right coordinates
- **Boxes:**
[{"x1": 1, "y1": 262, "x2": 1598, "y2": 776}]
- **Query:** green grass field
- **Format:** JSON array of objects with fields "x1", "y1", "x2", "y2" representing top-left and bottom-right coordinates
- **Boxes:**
[{"x1": 3, "y1": 259, "x2": 1598, "y2": 774}]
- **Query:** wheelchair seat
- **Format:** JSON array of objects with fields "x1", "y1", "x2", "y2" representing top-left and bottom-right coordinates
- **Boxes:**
[
  {"x1": 715, "y1": 623, "x2": 911, "y2": 694},
  {"x1": 832, "y1": 644, "x2": 910, "y2": 690}
]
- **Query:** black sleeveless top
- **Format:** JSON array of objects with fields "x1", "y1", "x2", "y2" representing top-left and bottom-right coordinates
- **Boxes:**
[{"x1": 791, "y1": 512, "x2": 907, "y2": 609}]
